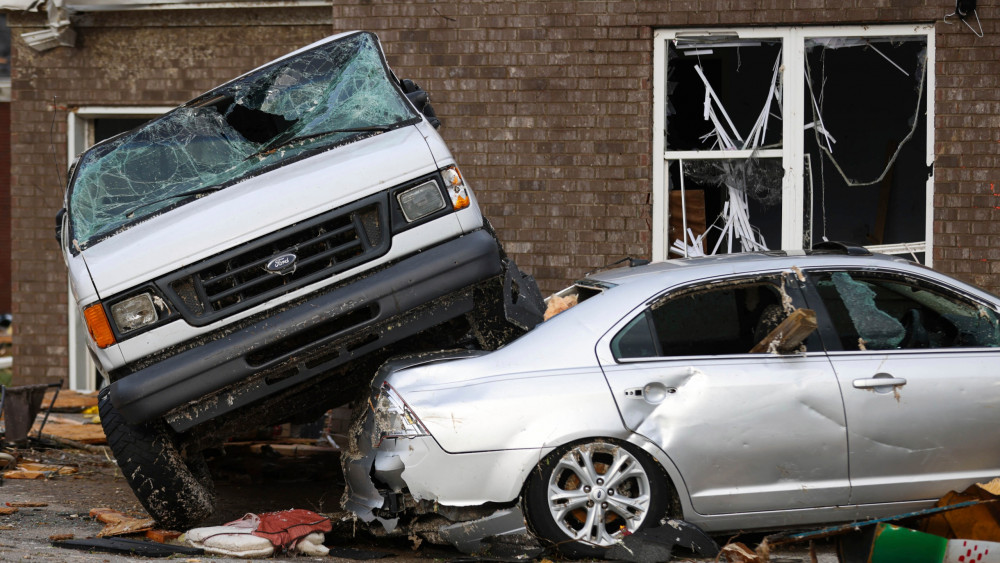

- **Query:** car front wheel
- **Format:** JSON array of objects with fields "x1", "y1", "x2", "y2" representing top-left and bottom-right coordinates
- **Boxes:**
[
  {"x1": 523, "y1": 439, "x2": 671, "y2": 558},
  {"x1": 98, "y1": 388, "x2": 216, "y2": 528}
]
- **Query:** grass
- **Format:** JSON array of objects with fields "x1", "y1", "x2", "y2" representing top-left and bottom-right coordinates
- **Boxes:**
[{"x1": 0, "y1": 367, "x2": 11, "y2": 387}]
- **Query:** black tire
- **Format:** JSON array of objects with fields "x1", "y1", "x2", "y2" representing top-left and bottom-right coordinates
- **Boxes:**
[
  {"x1": 523, "y1": 439, "x2": 672, "y2": 559},
  {"x1": 98, "y1": 388, "x2": 216, "y2": 529}
]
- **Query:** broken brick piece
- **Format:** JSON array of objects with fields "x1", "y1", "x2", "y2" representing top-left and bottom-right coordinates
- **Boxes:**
[
  {"x1": 0, "y1": 507, "x2": 18, "y2": 515},
  {"x1": 145, "y1": 529, "x2": 182, "y2": 543}
]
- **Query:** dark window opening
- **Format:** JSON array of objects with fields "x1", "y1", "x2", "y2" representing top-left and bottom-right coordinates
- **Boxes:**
[
  {"x1": 612, "y1": 278, "x2": 811, "y2": 359},
  {"x1": 804, "y1": 38, "x2": 928, "y2": 253}
]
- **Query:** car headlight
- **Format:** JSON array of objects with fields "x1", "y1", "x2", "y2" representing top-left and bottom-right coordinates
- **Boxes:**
[
  {"x1": 375, "y1": 382, "x2": 429, "y2": 444},
  {"x1": 110, "y1": 293, "x2": 159, "y2": 334},
  {"x1": 397, "y1": 180, "x2": 446, "y2": 222}
]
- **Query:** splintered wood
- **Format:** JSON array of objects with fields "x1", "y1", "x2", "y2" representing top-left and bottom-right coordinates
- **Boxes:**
[
  {"x1": 750, "y1": 308, "x2": 818, "y2": 354},
  {"x1": 89, "y1": 508, "x2": 156, "y2": 538}
]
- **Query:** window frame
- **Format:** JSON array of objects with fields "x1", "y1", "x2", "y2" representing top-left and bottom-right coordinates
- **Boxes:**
[{"x1": 651, "y1": 25, "x2": 936, "y2": 264}]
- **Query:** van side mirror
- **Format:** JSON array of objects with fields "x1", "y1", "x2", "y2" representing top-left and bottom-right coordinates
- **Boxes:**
[{"x1": 55, "y1": 208, "x2": 66, "y2": 245}]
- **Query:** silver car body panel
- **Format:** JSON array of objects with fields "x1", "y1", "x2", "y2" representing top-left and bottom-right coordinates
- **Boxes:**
[{"x1": 346, "y1": 252, "x2": 1000, "y2": 534}]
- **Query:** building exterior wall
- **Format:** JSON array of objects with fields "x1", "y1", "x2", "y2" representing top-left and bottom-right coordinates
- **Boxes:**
[
  {"x1": 8, "y1": 1, "x2": 1000, "y2": 386},
  {"x1": 329, "y1": 1, "x2": 998, "y2": 293}
]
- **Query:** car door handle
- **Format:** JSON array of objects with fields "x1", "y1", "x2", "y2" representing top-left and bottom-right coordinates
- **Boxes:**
[{"x1": 853, "y1": 377, "x2": 907, "y2": 389}]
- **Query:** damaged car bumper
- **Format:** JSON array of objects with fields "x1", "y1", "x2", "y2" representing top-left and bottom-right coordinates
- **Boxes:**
[
  {"x1": 343, "y1": 356, "x2": 542, "y2": 523},
  {"x1": 111, "y1": 229, "x2": 505, "y2": 430}
]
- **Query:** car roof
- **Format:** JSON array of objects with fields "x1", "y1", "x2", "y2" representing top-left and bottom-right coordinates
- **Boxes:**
[{"x1": 585, "y1": 251, "x2": 925, "y2": 287}]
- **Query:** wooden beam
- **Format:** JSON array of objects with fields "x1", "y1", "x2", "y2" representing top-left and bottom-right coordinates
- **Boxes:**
[{"x1": 750, "y1": 308, "x2": 818, "y2": 354}]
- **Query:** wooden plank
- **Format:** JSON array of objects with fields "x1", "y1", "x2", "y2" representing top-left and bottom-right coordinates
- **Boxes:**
[
  {"x1": 750, "y1": 309, "x2": 818, "y2": 354},
  {"x1": 33, "y1": 422, "x2": 107, "y2": 444}
]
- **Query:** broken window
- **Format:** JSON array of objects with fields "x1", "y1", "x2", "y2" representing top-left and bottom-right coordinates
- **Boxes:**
[
  {"x1": 812, "y1": 272, "x2": 1000, "y2": 351},
  {"x1": 654, "y1": 26, "x2": 933, "y2": 263},
  {"x1": 67, "y1": 31, "x2": 419, "y2": 250},
  {"x1": 804, "y1": 37, "x2": 929, "y2": 254},
  {"x1": 612, "y1": 276, "x2": 818, "y2": 359}
]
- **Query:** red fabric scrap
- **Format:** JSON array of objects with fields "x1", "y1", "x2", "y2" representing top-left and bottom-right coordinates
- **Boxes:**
[{"x1": 230, "y1": 509, "x2": 331, "y2": 550}]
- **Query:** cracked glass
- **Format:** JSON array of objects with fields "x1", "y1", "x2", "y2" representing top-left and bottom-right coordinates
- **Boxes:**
[
  {"x1": 815, "y1": 272, "x2": 1000, "y2": 351},
  {"x1": 67, "y1": 32, "x2": 418, "y2": 250}
]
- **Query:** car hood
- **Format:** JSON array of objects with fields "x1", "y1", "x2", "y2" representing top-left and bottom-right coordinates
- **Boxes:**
[{"x1": 79, "y1": 124, "x2": 438, "y2": 297}]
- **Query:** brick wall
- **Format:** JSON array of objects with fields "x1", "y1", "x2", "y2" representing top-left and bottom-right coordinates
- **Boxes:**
[
  {"x1": 8, "y1": 8, "x2": 332, "y2": 385},
  {"x1": 8, "y1": 1, "x2": 1000, "y2": 385},
  {"x1": 329, "y1": 1, "x2": 998, "y2": 294}
]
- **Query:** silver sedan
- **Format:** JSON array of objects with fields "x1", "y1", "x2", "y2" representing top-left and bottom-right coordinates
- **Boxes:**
[{"x1": 344, "y1": 247, "x2": 1000, "y2": 557}]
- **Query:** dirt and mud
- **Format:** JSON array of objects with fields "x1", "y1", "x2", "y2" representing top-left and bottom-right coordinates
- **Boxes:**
[
  {"x1": 0, "y1": 444, "x2": 459, "y2": 562},
  {"x1": 0, "y1": 443, "x2": 843, "y2": 562}
]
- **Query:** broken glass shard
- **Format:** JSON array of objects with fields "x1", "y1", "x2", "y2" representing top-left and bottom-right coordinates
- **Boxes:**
[{"x1": 830, "y1": 272, "x2": 905, "y2": 350}]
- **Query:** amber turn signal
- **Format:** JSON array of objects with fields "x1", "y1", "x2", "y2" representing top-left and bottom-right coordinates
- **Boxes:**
[{"x1": 83, "y1": 303, "x2": 116, "y2": 349}]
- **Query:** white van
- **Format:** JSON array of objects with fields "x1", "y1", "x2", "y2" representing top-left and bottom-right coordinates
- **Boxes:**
[{"x1": 58, "y1": 31, "x2": 542, "y2": 528}]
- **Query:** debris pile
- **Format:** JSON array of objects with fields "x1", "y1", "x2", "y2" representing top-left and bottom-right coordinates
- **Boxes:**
[{"x1": 185, "y1": 509, "x2": 332, "y2": 558}]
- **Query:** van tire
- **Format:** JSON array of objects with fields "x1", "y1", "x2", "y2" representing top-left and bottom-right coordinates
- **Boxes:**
[{"x1": 99, "y1": 388, "x2": 216, "y2": 529}]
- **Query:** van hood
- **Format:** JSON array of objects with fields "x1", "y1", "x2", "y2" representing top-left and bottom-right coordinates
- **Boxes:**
[{"x1": 79, "y1": 124, "x2": 440, "y2": 297}]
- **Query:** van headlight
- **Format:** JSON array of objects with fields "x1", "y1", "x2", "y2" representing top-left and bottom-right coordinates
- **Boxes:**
[
  {"x1": 110, "y1": 293, "x2": 159, "y2": 334},
  {"x1": 374, "y1": 382, "x2": 429, "y2": 445},
  {"x1": 397, "y1": 180, "x2": 446, "y2": 222}
]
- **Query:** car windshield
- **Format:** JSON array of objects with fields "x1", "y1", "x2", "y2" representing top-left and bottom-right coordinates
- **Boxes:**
[{"x1": 67, "y1": 31, "x2": 419, "y2": 250}]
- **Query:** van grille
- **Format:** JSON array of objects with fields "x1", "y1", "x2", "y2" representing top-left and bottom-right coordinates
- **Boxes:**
[{"x1": 159, "y1": 194, "x2": 390, "y2": 326}]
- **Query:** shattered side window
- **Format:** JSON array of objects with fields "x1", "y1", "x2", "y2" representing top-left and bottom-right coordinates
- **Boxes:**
[
  {"x1": 813, "y1": 272, "x2": 1000, "y2": 351},
  {"x1": 613, "y1": 277, "x2": 814, "y2": 359},
  {"x1": 67, "y1": 32, "x2": 419, "y2": 250}
]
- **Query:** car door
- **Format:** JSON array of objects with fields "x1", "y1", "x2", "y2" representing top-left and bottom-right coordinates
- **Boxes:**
[
  {"x1": 596, "y1": 272, "x2": 850, "y2": 515},
  {"x1": 803, "y1": 268, "x2": 1000, "y2": 505}
]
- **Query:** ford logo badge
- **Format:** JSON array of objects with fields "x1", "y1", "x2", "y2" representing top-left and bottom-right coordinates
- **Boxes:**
[{"x1": 265, "y1": 253, "x2": 297, "y2": 273}]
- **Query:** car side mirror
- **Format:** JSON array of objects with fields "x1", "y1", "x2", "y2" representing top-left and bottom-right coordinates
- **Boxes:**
[{"x1": 749, "y1": 308, "x2": 818, "y2": 354}]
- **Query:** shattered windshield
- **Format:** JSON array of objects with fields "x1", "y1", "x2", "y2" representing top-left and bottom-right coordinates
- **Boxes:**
[{"x1": 67, "y1": 32, "x2": 419, "y2": 250}]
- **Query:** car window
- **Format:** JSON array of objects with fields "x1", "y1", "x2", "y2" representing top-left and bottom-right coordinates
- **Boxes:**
[
  {"x1": 812, "y1": 271, "x2": 1000, "y2": 351},
  {"x1": 612, "y1": 277, "x2": 805, "y2": 359}
]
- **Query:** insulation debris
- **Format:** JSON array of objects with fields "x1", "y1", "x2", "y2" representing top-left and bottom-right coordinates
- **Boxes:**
[{"x1": 543, "y1": 294, "x2": 578, "y2": 320}]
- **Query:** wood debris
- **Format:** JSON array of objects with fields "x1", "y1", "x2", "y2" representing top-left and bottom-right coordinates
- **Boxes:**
[
  {"x1": 0, "y1": 507, "x2": 18, "y2": 515},
  {"x1": 6, "y1": 502, "x2": 48, "y2": 508},
  {"x1": 42, "y1": 389, "x2": 99, "y2": 412},
  {"x1": 3, "y1": 462, "x2": 79, "y2": 480},
  {"x1": 749, "y1": 308, "x2": 818, "y2": 354},
  {"x1": 89, "y1": 508, "x2": 156, "y2": 538}
]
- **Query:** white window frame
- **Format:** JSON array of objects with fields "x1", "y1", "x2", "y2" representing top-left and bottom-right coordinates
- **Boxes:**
[
  {"x1": 65, "y1": 106, "x2": 172, "y2": 391},
  {"x1": 652, "y1": 25, "x2": 935, "y2": 264}
]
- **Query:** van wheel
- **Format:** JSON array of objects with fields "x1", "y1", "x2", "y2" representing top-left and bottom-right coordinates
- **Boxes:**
[
  {"x1": 98, "y1": 388, "x2": 215, "y2": 529},
  {"x1": 523, "y1": 439, "x2": 670, "y2": 559}
]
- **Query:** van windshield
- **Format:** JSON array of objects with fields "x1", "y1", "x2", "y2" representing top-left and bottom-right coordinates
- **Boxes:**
[{"x1": 67, "y1": 31, "x2": 418, "y2": 250}]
